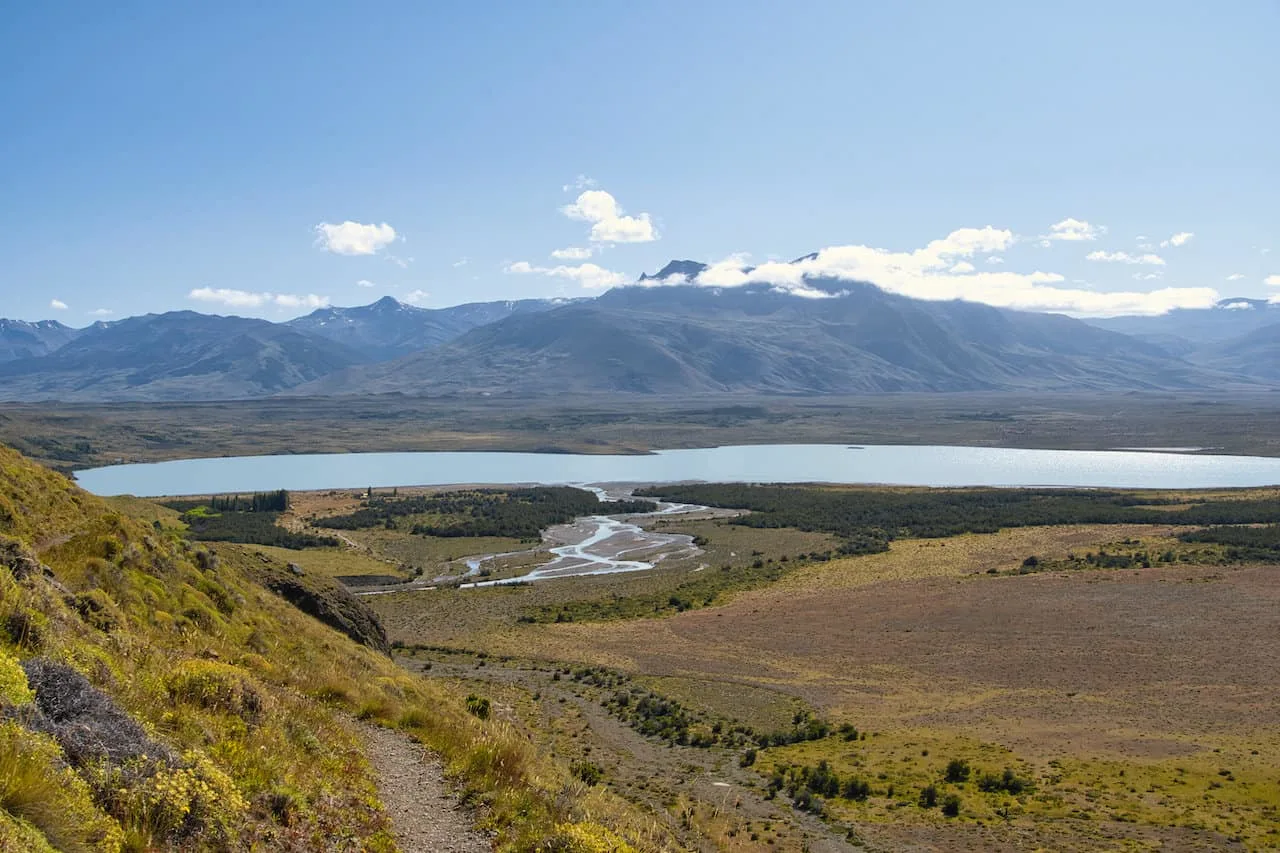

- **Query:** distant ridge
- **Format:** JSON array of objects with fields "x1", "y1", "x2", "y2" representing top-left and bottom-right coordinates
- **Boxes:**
[
  {"x1": 0, "y1": 274, "x2": 1275, "y2": 401},
  {"x1": 1087, "y1": 297, "x2": 1280, "y2": 344},
  {"x1": 0, "y1": 318, "x2": 80, "y2": 362},
  {"x1": 638, "y1": 260, "x2": 708, "y2": 282},
  {"x1": 0, "y1": 311, "x2": 365, "y2": 401},
  {"x1": 298, "y1": 273, "x2": 1238, "y2": 397},
  {"x1": 286, "y1": 295, "x2": 575, "y2": 361}
]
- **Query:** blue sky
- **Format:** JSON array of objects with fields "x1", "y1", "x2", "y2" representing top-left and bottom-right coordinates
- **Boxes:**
[{"x1": 2, "y1": 0, "x2": 1277, "y2": 323}]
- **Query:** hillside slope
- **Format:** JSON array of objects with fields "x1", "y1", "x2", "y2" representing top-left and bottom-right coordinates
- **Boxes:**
[
  {"x1": 1198, "y1": 322, "x2": 1280, "y2": 381},
  {"x1": 0, "y1": 312, "x2": 366, "y2": 401},
  {"x1": 1088, "y1": 298, "x2": 1280, "y2": 345},
  {"x1": 0, "y1": 443, "x2": 663, "y2": 851}
]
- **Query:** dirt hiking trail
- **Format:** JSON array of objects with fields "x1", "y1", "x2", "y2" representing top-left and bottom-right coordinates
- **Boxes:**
[{"x1": 359, "y1": 722, "x2": 491, "y2": 853}]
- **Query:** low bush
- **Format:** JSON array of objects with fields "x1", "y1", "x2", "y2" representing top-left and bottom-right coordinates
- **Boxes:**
[
  {"x1": 166, "y1": 659, "x2": 267, "y2": 723},
  {"x1": 0, "y1": 649, "x2": 32, "y2": 707},
  {"x1": 977, "y1": 767, "x2": 1031, "y2": 795},
  {"x1": 465, "y1": 693, "x2": 491, "y2": 720},
  {"x1": 0, "y1": 722, "x2": 123, "y2": 852},
  {"x1": 571, "y1": 760, "x2": 604, "y2": 785}
]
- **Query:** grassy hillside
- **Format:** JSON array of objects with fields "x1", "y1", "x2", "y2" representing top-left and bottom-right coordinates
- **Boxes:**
[{"x1": 0, "y1": 443, "x2": 669, "y2": 852}]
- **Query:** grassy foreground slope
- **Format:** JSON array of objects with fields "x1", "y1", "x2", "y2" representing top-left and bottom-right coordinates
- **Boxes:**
[{"x1": 0, "y1": 443, "x2": 669, "y2": 852}]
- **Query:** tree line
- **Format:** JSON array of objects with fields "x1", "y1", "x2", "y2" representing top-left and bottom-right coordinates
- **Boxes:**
[
  {"x1": 635, "y1": 485, "x2": 1280, "y2": 555},
  {"x1": 164, "y1": 490, "x2": 289, "y2": 514},
  {"x1": 316, "y1": 487, "x2": 655, "y2": 540},
  {"x1": 163, "y1": 491, "x2": 335, "y2": 550}
]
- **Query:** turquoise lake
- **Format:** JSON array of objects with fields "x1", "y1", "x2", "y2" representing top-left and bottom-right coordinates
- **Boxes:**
[{"x1": 75, "y1": 444, "x2": 1280, "y2": 496}]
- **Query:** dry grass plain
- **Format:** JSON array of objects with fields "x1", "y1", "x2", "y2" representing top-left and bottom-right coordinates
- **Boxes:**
[{"x1": 373, "y1": 524, "x2": 1280, "y2": 851}]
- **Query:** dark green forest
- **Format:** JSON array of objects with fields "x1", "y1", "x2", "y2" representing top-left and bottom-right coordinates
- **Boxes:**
[
  {"x1": 635, "y1": 485, "x2": 1280, "y2": 556},
  {"x1": 316, "y1": 487, "x2": 655, "y2": 540},
  {"x1": 1180, "y1": 524, "x2": 1280, "y2": 562},
  {"x1": 163, "y1": 491, "x2": 336, "y2": 549}
]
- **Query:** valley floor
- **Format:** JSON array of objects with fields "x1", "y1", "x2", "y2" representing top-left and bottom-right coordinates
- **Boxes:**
[
  {"x1": 356, "y1": 505, "x2": 1280, "y2": 851},
  {"x1": 7, "y1": 391, "x2": 1280, "y2": 472}
]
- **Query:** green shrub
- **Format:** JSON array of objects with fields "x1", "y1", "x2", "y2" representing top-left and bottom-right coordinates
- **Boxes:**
[
  {"x1": 977, "y1": 767, "x2": 1030, "y2": 795},
  {"x1": 571, "y1": 760, "x2": 604, "y2": 786},
  {"x1": 73, "y1": 590, "x2": 123, "y2": 633},
  {"x1": 0, "y1": 722, "x2": 123, "y2": 852},
  {"x1": 0, "y1": 649, "x2": 32, "y2": 707},
  {"x1": 166, "y1": 660, "x2": 266, "y2": 722},
  {"x1": 944, "y1": 758, "x2": 971, "y2": 783},
  {"x1": 465, "y1": 693, "x2": 491, "y2": 720}
]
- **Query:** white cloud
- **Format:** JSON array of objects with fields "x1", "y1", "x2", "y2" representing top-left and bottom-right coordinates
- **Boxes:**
[
  {"x1": 986, "y1": 256, "x2": 1004, "y2": 264},
  {"x1": 1086, "y1": 250, "x2": 1167, "y2": 266},
  {"x1": 273, "y1": 293, "x2": 330, "y2": 309},
  {"x1": 1221, "y1": 300, "x2": 1255, "y2": 310},
  {"x1": 356, "y1": 279, "x2": 375, "y2": 288},
  {"x1": 314, "y1": 221, "x2": 397, "y2": 255},
  {"x1": 452, "y1": 257, "x2": 468, "y2": 268},
  {"x1": 1226, "y1": 273, "x2": 1245, "y2": 281},
  {"x1": 1162, "y1": 231, "x2": 1194, "y2": 248},
  {"x1": 562, "y1": 174, "x2": 598, "y2": 192},
  {"x1": 649, "y1": 226, "x2": 1214, "y2": 317},
  {"x1": 550, "y1": 246, "x2": 593, "y2": 261},
  {"x1": 1132, "y1": 272, "x2": 1163, "y2": 281},
  {"x1": 188, "y1": 288, "x2": 329, "y2": 310},
  {"x1": 49, "y1": 298, "x2": 68, "y2": 310},
  {"x1": 88, "y1": 308, "x2": 114, "y2": 316},
  {"x1": 1042, "y1": 218, "x2": 1103, "y2": 242},
  {"x1": 506, "y1": 260, "x2": 628, "y2": 290},
  {"x1": 561, "y1": 189, "x2": 658, "y2": 243},
  {"x1": 1265, "y1": 274, "x2": 1280, "y2": 287},
  {"x1": 385, "y1": 255, "x2": 411, "y2": 268},
  {"x1": 404, "y1": 289, "x2": 429, "y2": 305},
  {"x1": 949, "y1": 261, "x2": 975, "y2": 274},
  {"x1": 189, "y1": 288, "x2": 270, "y2": 308}
]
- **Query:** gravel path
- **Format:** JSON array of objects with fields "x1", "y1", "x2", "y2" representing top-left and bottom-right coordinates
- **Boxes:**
[{"x1": 359, "y1": 722, "x2": 491, "y2": 853}]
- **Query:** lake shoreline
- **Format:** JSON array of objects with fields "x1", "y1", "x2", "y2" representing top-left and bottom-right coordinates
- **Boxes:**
[{"x1": 75, "y1": 443, "x2": 1280, "y2": 497}]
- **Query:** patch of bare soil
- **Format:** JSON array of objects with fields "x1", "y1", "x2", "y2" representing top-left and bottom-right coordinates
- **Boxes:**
[{"x1": 358, "y1": 722, "x2": 491, "y2": 853}]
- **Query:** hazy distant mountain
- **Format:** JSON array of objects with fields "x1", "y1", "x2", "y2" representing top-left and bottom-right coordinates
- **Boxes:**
[
  {"x1": 0, "y1": 277, "x2": 1269, "y2": 402},
  {"x1": 0, "y1": 311, "x2": 366, "y2": 401},
  {"x1": 1088, "y1": 298, "x2": 1280, "y2": 345},
  {"x1": 287, "y1": 295, "x2": 575, "y2": 361},
  {"x1": 1196, "y1": 322, "x2": 1280, "y2": 381},
  {"x1": 300, "y1": 274, "x2": 1224, "y2": 396},
  {"x1": 0, "y1": 319, "x2": 80, "y2": 362}
]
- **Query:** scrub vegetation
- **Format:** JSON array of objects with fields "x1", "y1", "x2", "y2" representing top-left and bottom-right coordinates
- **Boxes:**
[
  {"x1": 0, "y1": 443, "x2": 678, "y2": 852},
  {"x1": 371, "y1": 484, "x2": 1280, "y2": 851}
]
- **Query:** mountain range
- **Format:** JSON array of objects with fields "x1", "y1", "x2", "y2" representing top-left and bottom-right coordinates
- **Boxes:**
[{"x1": 1, "y1": 268, "x2": 1276, "y2": 401}]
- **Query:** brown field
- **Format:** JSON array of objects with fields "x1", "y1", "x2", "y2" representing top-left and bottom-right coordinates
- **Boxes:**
[
  {"x1": 374, "y1": 524, "x2": 1280, "y2": 851},
  {"x1": 512, "y1": 560, "x2": 1280, "y2": 747}
]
